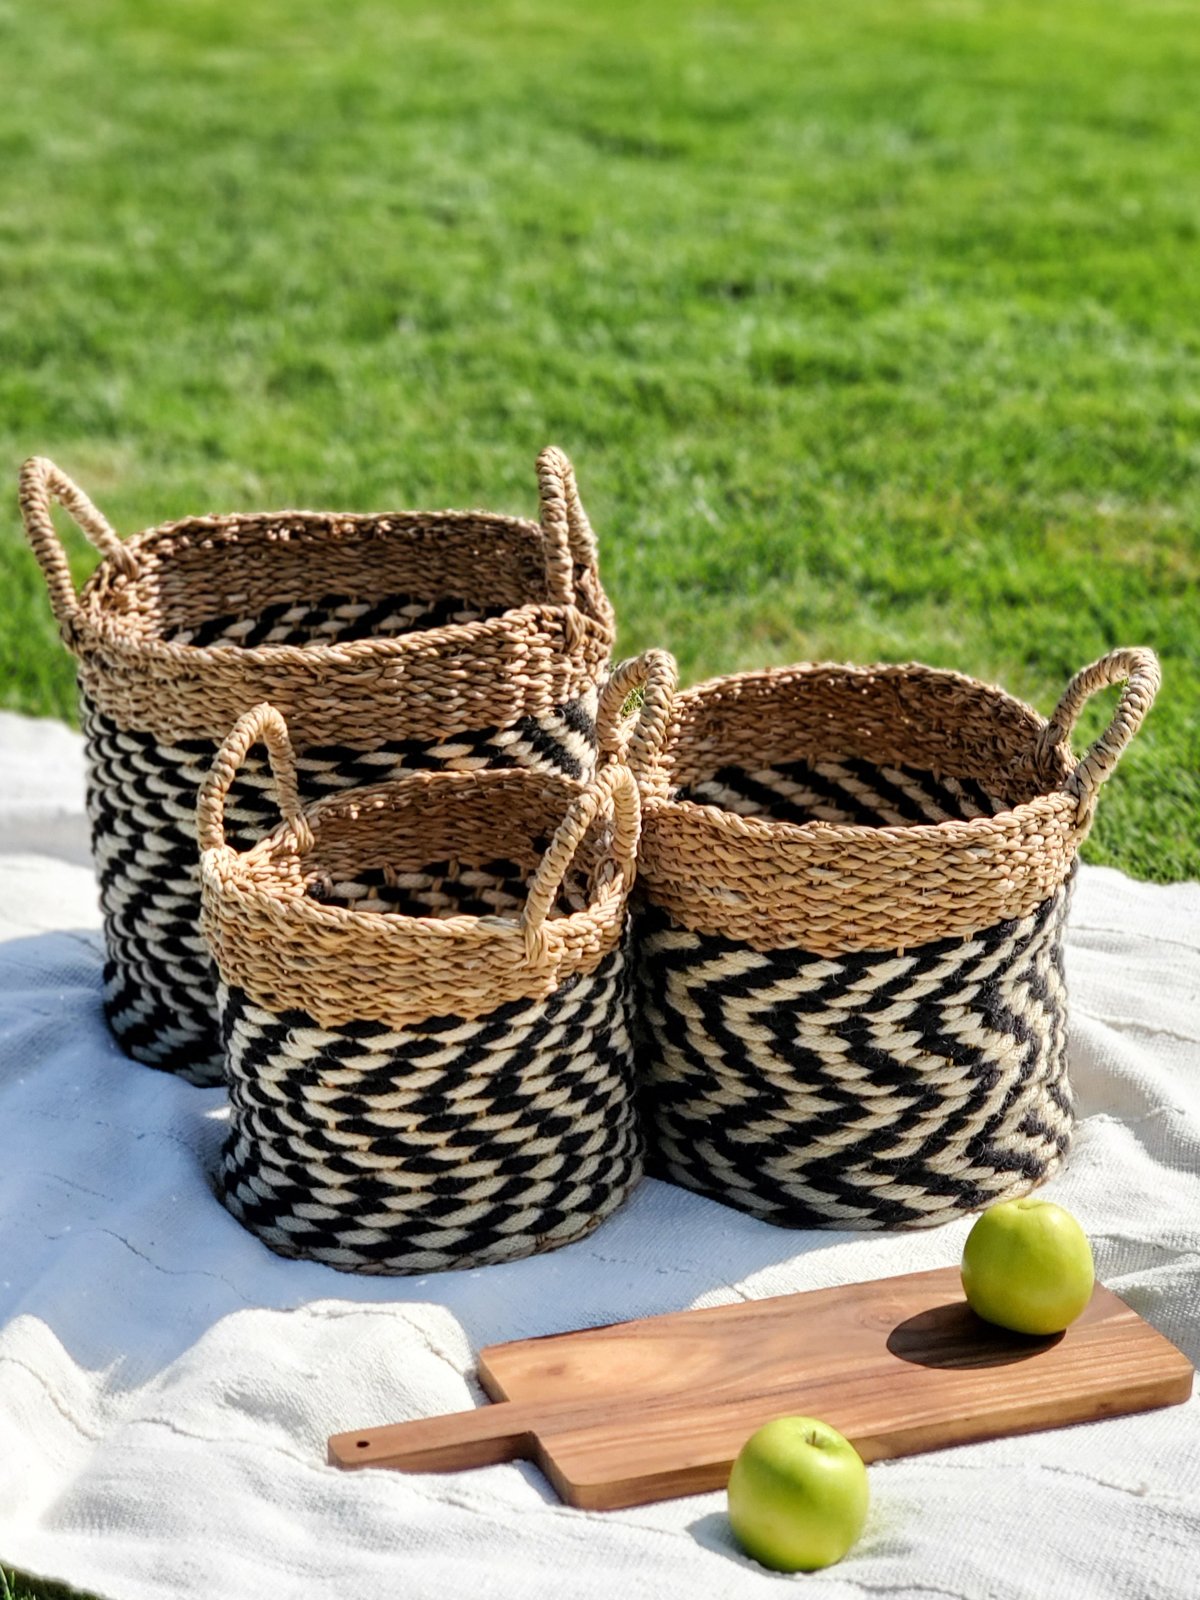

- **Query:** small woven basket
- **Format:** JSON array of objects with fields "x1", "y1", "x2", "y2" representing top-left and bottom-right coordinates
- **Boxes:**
[
  {"x1": 20, "y1": 449, "x2": 613, "y2": 1085},
  {"x1": 196, "y1": 661, "x2": 659, "y2": 1275},
  {"x1": 632, "y1": 648, "x2": 1161, "y2": 1230}
]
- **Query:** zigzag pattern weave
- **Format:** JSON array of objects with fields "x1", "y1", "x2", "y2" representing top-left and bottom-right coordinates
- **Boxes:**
[
  {"x1": 85, "y1": 666, "x2": 599, "y2": 1087},
  {"x1": 216, "y1": 946, "x2": 642, "y2": 1274},
  {"x1": 304, "y1": 853, "x2": 599, "y2": 920},
  {"x1": 162, "y1": 589, "x2": 505, "y2": 649},
  {"x1": 678, "y1": 756, "x2": 1012, "y2": 828},
  {"x1": 634, "y1": 884, "x2": 1073, "y2": 1230}
]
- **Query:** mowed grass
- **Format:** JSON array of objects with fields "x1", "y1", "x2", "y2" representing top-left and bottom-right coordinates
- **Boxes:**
[
  {"x1": 2, "y1": 1573, "x2": 93, "y2": 1600},
  {"x1": 2, "y1": 0, "x2": 1198, "y2": 882}
]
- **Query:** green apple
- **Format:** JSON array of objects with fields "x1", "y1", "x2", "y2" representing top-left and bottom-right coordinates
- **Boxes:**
[
  {"x1": 961, "y1": 1198, "x2": 1095, "y2": 1336},
  {"x1": 727, "y1": 1416, "x2": 869, "y2": 1572}
]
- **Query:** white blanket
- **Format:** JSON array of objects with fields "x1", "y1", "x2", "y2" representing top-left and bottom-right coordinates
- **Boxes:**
[{"x1": 0, "y1": 708, "x2": 1197, "y2": 1600}]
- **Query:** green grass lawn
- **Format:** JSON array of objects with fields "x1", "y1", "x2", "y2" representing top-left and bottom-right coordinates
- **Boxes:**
[
  {"x1": 2, "y1": 0, "x2": 1199, "y2": 884},
  {"x1": 1, "y1": 0, "x2": 1198, "y2": 1593},
  {"x1": 2, "y1": 1573, "x2": 93, "y2": 1600}
]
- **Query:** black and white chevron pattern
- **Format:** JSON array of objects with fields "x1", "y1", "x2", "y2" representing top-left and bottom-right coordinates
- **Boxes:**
[
  {"x1": 163, "y1": 590, "x2": 505, "y2": 650},
  {"x1": 304, "y1": 851, "x2": 595, "y2": 919},
  {"x1": 216, "y1": 946, "x2": 642, "y2": 1274},
  {"x1": 634, "y1": 884, "x2": 1073, "y2": 1230},
  {"x1": 84, "y1": 672, "x2": 600, "y2": 1085},
  {"x1": 677, "y1": 756, "x2": 1012, "y2": 828}
]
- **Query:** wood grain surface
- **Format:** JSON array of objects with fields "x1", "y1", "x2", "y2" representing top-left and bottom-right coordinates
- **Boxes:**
[{"x1": 327, "y1": 1266, "x2": 1194, "y2": 1509}]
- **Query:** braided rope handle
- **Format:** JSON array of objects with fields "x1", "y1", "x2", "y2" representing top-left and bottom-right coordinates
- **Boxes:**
[
  {"x1": 521, "y1": 763, "x2": 641, "y2": 956},
  {"x1": 196, "y1": 703, "x2": 313, "y2": 856},
  {"x1": 596, "y1": 649, "x2": 678, "y2": 782},
  {"x1": 18, "y1": 457, "x2": 137, "y2": 641},
  {"x1": 1038, "y1": 647, "x2": 1161, "y2": 814},
  {"x1": 536, "y1": 446, "x2": 599, "y2": 609}
]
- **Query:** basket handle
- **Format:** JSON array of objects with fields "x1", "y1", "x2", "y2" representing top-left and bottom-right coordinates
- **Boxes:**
[
  {"x1": 536, "y1": 446, "x2": 599, "y2": 609},
  {"x1": 196, "y1": 703, "x2": 313, "y2": 856},
  {"x1": 1037, "y1": 647, "x2": 1162, "y2": 815},
  {"x1": 596, "y1": 649, "x2": 678, "y2": 781},
  {"x1": 520, "y1": 763, "x2": 641, "y2": 958},
  {"x1": 18, "y1": 457, "x2": 137, "y2": 641}
]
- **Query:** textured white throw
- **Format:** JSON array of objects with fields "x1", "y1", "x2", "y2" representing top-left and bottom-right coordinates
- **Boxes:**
[{"x1": 0, "y1": 708, "x2": 1197, "y2": 1600}]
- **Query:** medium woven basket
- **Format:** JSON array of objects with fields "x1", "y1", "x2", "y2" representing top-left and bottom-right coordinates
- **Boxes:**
[
  {"x1": 196, "y1": 660, "x2": 659, "y2": 1275},
  {"x1": 20, "y1": 449, "x2": 614, "y2": 1085},
  {"x1": 631, "y1": 648, "x2": 1161, "y2": 1230}
]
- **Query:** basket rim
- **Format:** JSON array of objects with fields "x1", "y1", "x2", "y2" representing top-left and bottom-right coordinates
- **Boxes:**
[
  {"x1": 642, "y1": 778, "x2": 1078, "y2": 847},
  {"x1": 74, "y1": 590, "x2": 608, "y2": 669},
  {"x1": 209, "y1": 873, "x2": 631, "y2": 945},
  {"x1": 70, "y1": 502, "x2": 608, "y2": 665},
  {"x1": 670, "y1": 655, "x2": 1048, "y2": 716},
  {"x1": 113, "y1": 504, "x2": 545, "y2": 541}
]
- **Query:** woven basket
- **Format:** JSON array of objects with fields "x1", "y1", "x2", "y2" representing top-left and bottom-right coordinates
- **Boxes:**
[
  {"x1": 20, "y1": 449, "x2": 614, "y2": 1085},
  {"x1": 195, "y1": 659, "x2": 659, "y2": 1274},
  {"x1": 632, "y1": 648, "x2": 1161, "y2": 1230}
]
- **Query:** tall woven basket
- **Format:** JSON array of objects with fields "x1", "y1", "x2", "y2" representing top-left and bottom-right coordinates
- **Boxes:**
[
  {"x1": 632, "y1": 648, "x2": 1161, "y2": 1230},
  {"x1": 196, "y1": 671, "x2": 654, "y2": 1274},
  {"x1": 19, "y1": 449, "x2": 614, "y2": 1085}
]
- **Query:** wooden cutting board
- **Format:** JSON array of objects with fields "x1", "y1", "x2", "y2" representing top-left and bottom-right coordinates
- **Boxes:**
[{"x1": 327, "y1": 1266, "x2": 1193, "y2": 1509}]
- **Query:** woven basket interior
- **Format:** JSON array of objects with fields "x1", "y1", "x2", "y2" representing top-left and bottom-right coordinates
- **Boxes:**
[
  {"x1": 88, "y1": 512, "x2": 558, "y2": 649},
  {"x1": 674, "y1": 759, "x2": 1014, "y2": 828},
  {"x1": 165, "y1": 590, "x2": 510, "y2": 649},
  {"x1": 266, "y1": 780, "x2": 610, "y2": 921},
  {"x1": 667, "y1": 669, "x2": 1066, "y2": 830}
]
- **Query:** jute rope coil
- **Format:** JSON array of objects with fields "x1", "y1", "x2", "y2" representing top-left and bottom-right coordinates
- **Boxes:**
[
  {"x1": 20, "y1": 449, "x2": 615, "y2": 1082},
  {"x1": 595, "y1": 647, "x2": 678, "y2": 788},
  {"x1": 197, "y1": 660, "x2": 660, "y2": 1275},
  {"x1": 631, "y1": 648, "x2": 1160, "y2": 1231}
]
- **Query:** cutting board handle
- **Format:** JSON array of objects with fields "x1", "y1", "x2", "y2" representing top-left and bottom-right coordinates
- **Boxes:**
[{"x1": 328, "y1": 1400, "x2": 536, "y2": 1474}]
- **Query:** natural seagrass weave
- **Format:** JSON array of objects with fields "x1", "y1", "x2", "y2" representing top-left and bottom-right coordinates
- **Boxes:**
[
  {"x1": 633, "y1": 648, "x2": 1161, "y2": 1230},
  {"x1": 196, "y1": 662, "x2": 659, "y2": 1274},
  {"x1": 19, "y1": 449, "x2": 614, "y2": 1085}
]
